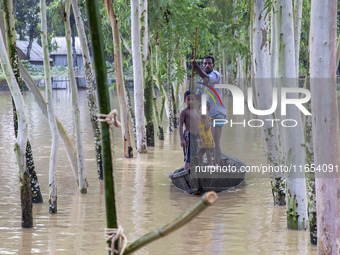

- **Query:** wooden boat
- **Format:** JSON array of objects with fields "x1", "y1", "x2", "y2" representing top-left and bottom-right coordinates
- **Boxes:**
[{"x1": 169, "y1": 152, "x2": 246, "y2": 195}]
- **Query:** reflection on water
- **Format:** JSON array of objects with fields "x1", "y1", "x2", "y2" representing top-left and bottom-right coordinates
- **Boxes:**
[{"x1": 0, "y1": 90, "x2": 316, "y2": 254}]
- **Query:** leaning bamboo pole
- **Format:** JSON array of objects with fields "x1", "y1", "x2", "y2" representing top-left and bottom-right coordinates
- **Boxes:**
[
  {"x1": 85, "y1": 0, "x2": 118, "y2": 252},
  {"x1": 124, "y1": 191, "x2": 218, "y2": 254}
]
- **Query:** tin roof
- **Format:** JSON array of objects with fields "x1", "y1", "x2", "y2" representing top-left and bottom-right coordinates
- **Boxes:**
[
  {"x1": 50, "y1": 37, "x2": 82, "y2": 55},
  {"x1": 16, "y1": 40, "x2": 52, "y2": 62}
]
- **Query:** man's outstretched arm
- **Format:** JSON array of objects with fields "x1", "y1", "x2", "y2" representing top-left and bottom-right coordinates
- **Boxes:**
[{"x1": 192, "y1": 60, "x2": 209, "y2": 83}]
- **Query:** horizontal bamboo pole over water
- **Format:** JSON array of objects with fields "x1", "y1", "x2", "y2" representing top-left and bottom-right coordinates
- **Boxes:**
[{"x1": 124, "y1": 191, "x2": 218, "y2": 255}]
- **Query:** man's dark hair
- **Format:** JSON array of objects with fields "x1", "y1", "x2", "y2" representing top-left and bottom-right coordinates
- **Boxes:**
[
  {"x1": 199, "y1": 101, "x2": 210, "y2": 111},
  {"x1": 184, "y1": 90, "x2": 195, "y2": 100},
  {"x1": 203, "y1": 56, "x2": 214, "y2": 64}
]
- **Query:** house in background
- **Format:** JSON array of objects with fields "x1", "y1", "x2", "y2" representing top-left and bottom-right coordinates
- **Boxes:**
[
  {"x1": 50, "y1": 36, "x2": 86, "y2": 89},
  {"x1": 0, "y1": 41, "x2": 49, "y2": 90},
  {"x1": 16, "y1": 40, "x2": 53, "y2": 66}
]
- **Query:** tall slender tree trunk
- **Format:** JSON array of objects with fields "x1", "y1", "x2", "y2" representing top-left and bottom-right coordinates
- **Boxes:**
[
  {"x1": 3, "y1": 0, "x2": 43, "y2": 205},
  {"x1": 236, "y1": 54, "x2": 247, "y2": 103},
  {"x1": 104, "y1": 0, "x2": 133, "y2": 157},
  {"x1": 71, "y1": 25, "x2": 77, "y2": 68},
  {"x1": 336, "y1": 38, "x2": 340, "y2": 71},
  {"x1": 4, "y1": 0, "x2": 34, "y2": 225},
  {"x1": 0, "y1": 30, "x2": 31, "y2": 228},
  {"x1": 152, "y1": 37, "x2": 164, "y2": 140},
  {"x1": 310, "y1": 0, "x2": 340, "y2": 252},
  {"x1": 167, "y1": 51, "x2": 173, "y2": 132},
  {"x1": 303, "y1": 61, "x2": 316, "y2": 244},
  {"x1": 218, "y1": 41, "x2": 222, "y2": 75},
  {"x1": 222, "y1": 50, "x2": 226, "y2": 84},
  {"x1": 41, "y1": 0, "x2": 59, "y2": 213},
  {"x1": 152, "y1": 87, "x2": 163, "y2": 140},
  {"x1": 124, "y1": 76, "x2": 137, "y2": 148},
  {"x1": 71, "y1": 0, "x2": 104, "y2": 178},
  {"x1": 63, "y1": 0, "x2": 87, "y2": 194},
  {"x1": 140, "y1": 0, "x2": 154, "y2": 146},
  {"x1": 270, "y1": 7, "x2": 277, "y2": 81},
  {"x1": 253, "y1": 0, "x2": 285, "y2": 206},
  {"x1": 0, "y1": 10, "x2": 32, "y2": 228},
  {"x1": 293, "y1": 0, "x2": 303, "y2": 77},
  {"x1": 274, "y1": 0, "x2": 307, "y2": 230},
  {"x1": 170, "y1": 51, "x2": 178, "y2": 129},
  {"x1": 131, "y1": 0, "x2": 147, "y2": 153},
  {"x1": 177, "y1": 57, "x2": 187, "y2": 112},
  {"x1": 27, "y1": 36, "x2": 33, "y2": 61},
  {"x1": 154, "y1": 40, "x2": 169, "y2": 120},
  {"x1": 143, "y1": 46, "x2": 155, "y2": 145}
]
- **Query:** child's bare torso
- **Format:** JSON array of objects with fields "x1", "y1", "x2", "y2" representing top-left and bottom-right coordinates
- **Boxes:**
[{"x1": 182, "y1": 107, "x2": 199, "y2": 135}]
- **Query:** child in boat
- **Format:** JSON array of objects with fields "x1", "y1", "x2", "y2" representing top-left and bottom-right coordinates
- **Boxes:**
[
  {"x1": 179, "y1": 90, "x2": 202, "y2": 170},
  {"x1": 198, "y1": 102, "x2": 215, "y2": 166}
]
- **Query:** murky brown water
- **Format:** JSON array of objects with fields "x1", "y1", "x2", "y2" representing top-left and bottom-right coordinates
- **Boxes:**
[{"x1": 0, "y1": 90, "x2": 316, "y2": 254}]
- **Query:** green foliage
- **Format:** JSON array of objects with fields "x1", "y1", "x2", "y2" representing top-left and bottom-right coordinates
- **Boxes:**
[
  {"x1": 14, "y1": 0, "x2": 41, "y2": 41},
  {"x1": 263, "y1": 0, "x2": 274, "y2": 20},
  {"x1": 47, "y1": 0, "x2": 65, "y2": 37},
  {"x1": 206, "y1": 0, "x2": 251, "y2": 66},
  {"x1": 299, "y1": 0, "x2": 311, "y2": 75},
  {"x1": 97, "y1": 0, "x2": 253, "y2": 91},
  {"x1": 20, "y1": 60, "x2": 68, "y2": 79}
]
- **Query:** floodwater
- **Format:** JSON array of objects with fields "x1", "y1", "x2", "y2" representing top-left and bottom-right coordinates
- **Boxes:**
[{"x1": 0, "y1": 89, "x2": 317, "y2": 255}]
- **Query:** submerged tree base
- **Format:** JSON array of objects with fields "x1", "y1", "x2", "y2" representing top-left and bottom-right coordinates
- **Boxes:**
[
  {"x1": 49, "y1": 202, "x2": 57, "y2": 214},
  {"x1": 310, "y1": 221, "x2": 317, "y2": 245},
  {"x1": 286, "y1": 193, "x2": 306, "y2": 230},
  {"x1": 80, "y1": 188, "x2": 87, "y2": 194},
  {"x1": 21, "y1": 171, "x2": 33, "y2": 228},
  {"x1": 26, "y1": 141, "x2": 43, "y2": 203},
  {"x1": 127, "y1": 146, "x2": 133, "y2": 158},
  {"x1": 157, "y1": 126, "x2": 164, "y2": 140},
  {"x1": 146, "y1": 124, "x2": 154, "y2": 146},
  {"x1": 307, "y1": 173, "x2": 317, "y2": 245},
  {"x1": 271, "y1": 177, "x2": 285, "y2": 206}
]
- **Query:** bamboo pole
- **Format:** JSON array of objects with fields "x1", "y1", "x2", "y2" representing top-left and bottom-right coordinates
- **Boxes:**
[
  {"x1": 124, "y1": 191, "x2": 218, "y2": 255},
  {"x1": 85, "y1": 0, "x2": 118, "y2": 252},
  {"x1": 190, "y1": 27, "x2": 198, "y2": 91}
]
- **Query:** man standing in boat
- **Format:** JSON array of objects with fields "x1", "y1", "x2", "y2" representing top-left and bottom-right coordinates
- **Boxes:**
[{"x1": 192, "y1": 56, "x2": 227, "y2": 166}]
